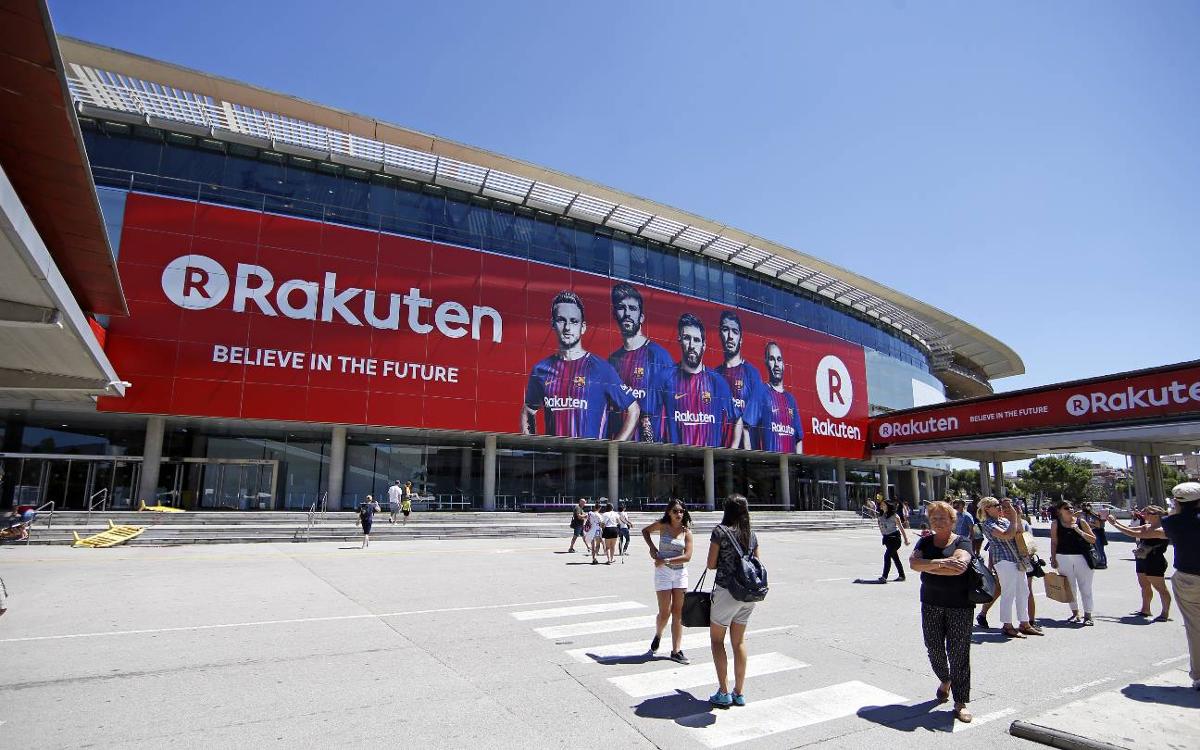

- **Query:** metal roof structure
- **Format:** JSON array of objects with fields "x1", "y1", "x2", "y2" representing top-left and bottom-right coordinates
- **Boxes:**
[{"x1": 56, "y1": 37, "x2": 1024, "y2": 390}]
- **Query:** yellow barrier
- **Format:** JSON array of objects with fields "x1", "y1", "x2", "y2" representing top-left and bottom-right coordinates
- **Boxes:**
[
  {"x1": 138, "y1": 500, "x2": 185, "y2": 513},
  {"x1": 72, "y1": 520, "x2": 146, "y2": 548}
]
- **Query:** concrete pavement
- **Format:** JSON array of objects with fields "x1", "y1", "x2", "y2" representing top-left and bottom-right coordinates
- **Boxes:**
[{"x1": 0, "y1": 523, "x2": 1193, "y2": 748}]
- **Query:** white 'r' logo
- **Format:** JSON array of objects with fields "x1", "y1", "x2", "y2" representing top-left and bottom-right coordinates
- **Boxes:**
[
  {"x1": 161, "y1": 255, "x2": 229, "y2": 310},
  {"x1": 1065, "y1": 394, "x2": 1090, "y2": 417},
  {"x1": 816, "y1": 355, "x2": 853, "y2": 418}
]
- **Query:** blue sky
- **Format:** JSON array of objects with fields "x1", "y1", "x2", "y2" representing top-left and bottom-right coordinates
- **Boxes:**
[{"x1": 52, "y1": 1, "x2": 1195, "y2": 468}]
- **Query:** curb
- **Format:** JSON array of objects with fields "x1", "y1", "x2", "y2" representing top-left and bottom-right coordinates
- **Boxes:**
[{"x1": 1009, "y1": 721, "x2": 1130, "y2": 750}]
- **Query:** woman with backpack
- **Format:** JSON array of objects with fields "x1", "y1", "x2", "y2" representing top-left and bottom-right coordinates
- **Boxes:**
[
  {"x1": 909, "y1": 500, "x2": 975, "y2": 723},
  {"x1": 706, "y1": 494, "x2": 763, "y2": 708},
  {"x1": 359, "y1": 494, "x2": 380, "y2": 549},
  {"x1": 642, "y1": 498, "x2": 693, "y2": 664}
]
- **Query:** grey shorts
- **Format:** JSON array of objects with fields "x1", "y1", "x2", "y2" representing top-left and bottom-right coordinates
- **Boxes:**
[{"x1": 710, "y1": 584, "x2": 755, "y2": 627}]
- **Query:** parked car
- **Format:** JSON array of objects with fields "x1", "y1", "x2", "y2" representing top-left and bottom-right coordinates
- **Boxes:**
[{"x1": 1088, "y1": 502, "x2": 1133, "y2": 520}]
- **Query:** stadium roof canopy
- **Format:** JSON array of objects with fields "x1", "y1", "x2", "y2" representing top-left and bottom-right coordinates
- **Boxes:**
[
  {"x1": 57, "y1": 37, "x2": 1023, "y2": 392},
  {"x1": 0, "y1": 1, "x2": 126, "y2": 403}
]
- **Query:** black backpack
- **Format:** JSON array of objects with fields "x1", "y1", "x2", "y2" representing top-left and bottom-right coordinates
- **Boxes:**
[{"x1": 720, "y1": 526, "x2": 768, "y2": 602}]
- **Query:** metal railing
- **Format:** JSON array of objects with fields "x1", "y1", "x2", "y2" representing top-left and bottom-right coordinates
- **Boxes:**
[
  {"x1": 84, "y1": 489, "x2": 109, "y2": 528},
  {"x1": 64, "y1": 64, "x2": 948, "y2": 347},
  {"x1": 302, "y1": 492, "x2": 328, "y2": 542},
  {"x1": 22, "y1": 501, "x2": 55, "y2": 545},
  {"x1": 821, "y1": 498, "x2": 837, "y2": 512}
]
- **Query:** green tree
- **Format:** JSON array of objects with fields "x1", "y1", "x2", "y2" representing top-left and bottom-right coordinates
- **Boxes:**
[
  {"x1": 1019, "y1": 455, "x2": 1094, "y2": 502},
  {"x1": 1162, "y1": 465, "x2": 1187, "y2": 493},
  {"x1": 949, "y1": 469, "x2": 980, "y2": 498}
]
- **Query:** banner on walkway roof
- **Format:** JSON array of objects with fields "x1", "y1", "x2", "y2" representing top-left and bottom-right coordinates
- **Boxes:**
[{"x1": 99, "y1": 194, "x2": 871, "y2": 458}]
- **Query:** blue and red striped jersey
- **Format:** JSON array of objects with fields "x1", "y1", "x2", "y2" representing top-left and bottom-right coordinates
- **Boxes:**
[
  {"x1": 609, "y1": 341, "x2": 675, "y2": 441},
  {"x1": 525, "y1": 353, "x2": 635, "y2": 439},
  {"x1": 656, "y1": 366, "x2": 742, "y2": 448},
  {"x1": 758, "y1": 386, "x2": 803, "y2": 453},
  {"x1": 715, "y1": 361, "x2": 765, "y2": 449}
]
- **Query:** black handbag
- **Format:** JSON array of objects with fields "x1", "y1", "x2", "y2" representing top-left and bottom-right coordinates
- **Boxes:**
[
  {"x1": 1028, "y1": 554, "x2": 1046, "y2": 578},
  {"x1": 966, "y1": 555, "x2": 998, "y2": 604},
  {"x1": 682, "y1": 569, "x2": 712, "y2": 627}
]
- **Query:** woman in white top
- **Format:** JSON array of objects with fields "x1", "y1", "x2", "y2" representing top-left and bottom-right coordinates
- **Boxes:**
[
  {"x1": 599, "y1": 500, "x2": 620, "y2": 564},
  {"x1": 642, "y1": 498, "x2": 694, "y2": 664},
  {"x1": 583, "y1": 501, "x2": 603, "y2": 565},
  {"x1": 617, "y1": 502, "x2": 634, "y2": 556}
]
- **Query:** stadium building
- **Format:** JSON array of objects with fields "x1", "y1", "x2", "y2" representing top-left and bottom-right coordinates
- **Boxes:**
[{"x1": 0, "y1": 30, "x2": 1024, "y2": 513}]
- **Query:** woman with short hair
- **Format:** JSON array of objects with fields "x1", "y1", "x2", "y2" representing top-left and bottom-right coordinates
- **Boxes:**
[
  {"x1": 642, "y1": 498, "x2": 693, "y2": 664},
  {"x1": 358, "y1": 494, "x2": 380, "y2": 549},
  {"x1": 1050, "y1": 502, "x2": 1098, "y2": 625},
  {"x1": 909, "y1": 500, "x2": 975, "y2": 723},
  {"x1": 706, "y1": 494, "x2": 760, "y2": 708},
  {"x1": 599, "y1": 500, "x2": 619, "y2": 565},
  {"x1": 877, "y1": 498, "x2": 910, "y2": 583},
  {"x1": 1107, "y1": 506, "x2": 1171, "y2": 621},
  {"x1": 979, "y1": 497, "x2": 1043, "y2": 637}
]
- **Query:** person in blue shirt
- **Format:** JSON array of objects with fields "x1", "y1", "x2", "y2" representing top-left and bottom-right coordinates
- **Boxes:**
[
  {"x1": 656, "y1": 313, "x2": 743, "y2": 448},
  {"x1": 608, "y1": 283, "x2": 674, "y2": 441},
  {"x1": 1161, "y1": 481, "x2": 1200, "y2": 691},
  {"x1": 522, "y1": 291, "x2": 640, "y2": 440},
  {"x1": 714, "y1": 311, "x2": 764, "y2": 449}
]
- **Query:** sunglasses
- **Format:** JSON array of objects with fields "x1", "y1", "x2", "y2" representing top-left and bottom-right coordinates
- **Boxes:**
[{"x1": 670, "y1": 508, "x2": 684, "y2": 515}]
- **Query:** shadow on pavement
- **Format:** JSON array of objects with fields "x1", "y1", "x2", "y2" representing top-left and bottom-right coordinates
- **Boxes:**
[
  {"x1": 1121, "y1": 682, "x2": 1200, "y2": 709},
  {"x1": 852, "y1": 578, "x2": 888, "y2": 585},
  {"x1": 856, "y1": 699, "x2": 950, "y2": 732},
  {"x1": 588, "y1": 652, "x2": 663, "y2": 666},
  {"x1": 634, "y1": 690, "x2": 714, "y2": 725}
]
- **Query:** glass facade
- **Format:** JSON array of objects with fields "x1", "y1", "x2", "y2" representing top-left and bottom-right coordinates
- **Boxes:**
[{"x1": 80, "y1": 123, "x2": 932, "y2": 371}]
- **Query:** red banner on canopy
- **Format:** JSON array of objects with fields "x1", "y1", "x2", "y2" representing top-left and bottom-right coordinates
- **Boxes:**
[{"x1": 99, "y1": 193, "x2": 872, "y2": 459}]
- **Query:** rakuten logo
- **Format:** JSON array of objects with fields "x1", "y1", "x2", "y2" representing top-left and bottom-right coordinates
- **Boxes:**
[
  {"x1": 811, "y1": 417, "x2": 862, "y2": 441},
  {"x1": 816, "y1": 355, "x2": 853, "y2": 418},
  {"x1": 876, "y1": 415, "x2": 960, "y2": 440},
  {"x1": 545, "y1": 396, "x2": 587, "y2": 410},
  {"x1": 160, "y1": 255, "x2": 503, "y2": 342},
  {"x1": 1065, "y1": 381, "x2": 1200, "y2": 416},
  {"x1": 675, "y1": 410, "x2": 716, "y2": 425}
]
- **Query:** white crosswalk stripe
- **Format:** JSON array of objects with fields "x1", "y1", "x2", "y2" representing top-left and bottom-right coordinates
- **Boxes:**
[
  {"x1": 563, "y1": 625, "x2": 795, "y2": 664},
  {"x1": 534, "y1": 615, "x2": 657, "y2": 639},
  {"x1": 677, "y1": 680, "x2": 906, "y2": 748},
  {"x1": 511, "y1": 601, "x2": 647, "y2": 621},
  {"x1": 608, "y1": 652, "x2": 808, "y2": 698}
]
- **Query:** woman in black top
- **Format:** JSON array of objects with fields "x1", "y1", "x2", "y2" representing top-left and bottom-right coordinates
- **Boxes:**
[
  {"x1": 877, "y1": 498, "x2": 910, "y2": 583},
  {"x1": 909, "y1": 500, "x2": 974, "y2": 723},
  {"x1": 1107, "y1": 505, "x2": 1172, "y2": 621}
]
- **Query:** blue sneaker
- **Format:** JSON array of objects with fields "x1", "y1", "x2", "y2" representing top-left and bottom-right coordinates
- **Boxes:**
[
  {"x1": 709, "y1": 691, "x2": 733, "y2": 708},
  {"x1": 731, "y1": 693, "x2": 746, "y2": 706}
]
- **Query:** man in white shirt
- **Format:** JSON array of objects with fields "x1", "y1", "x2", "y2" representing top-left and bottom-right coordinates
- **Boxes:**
[{"x1": 387, "y1": 480, "x2": 403, "y2": 524}]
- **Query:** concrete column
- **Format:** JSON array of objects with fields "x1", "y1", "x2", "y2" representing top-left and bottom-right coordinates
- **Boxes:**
[
  {"x1": 137, "y1": 416, "x2": 166, "y2": 507},
  {"x1": 1148, "y1": 455, "x2": 1165, "y2": 503},
  {"x1": 460, "y1": 447, "x2": 473, "y2": 504},
  {"x1": 1131, "y1": 455, "x2": 1150, "y2": 507},
  {"x1": 326, "y1": 426, "x2": 347, "y2": 511},
  {"x1": 909, "y1": 467, "x2": 920, "y2": 506},
  {"x1": 835, "y1": 459, "x2": 848, "y2": 510},
  {"x1": 878, "y1": 461, "x2": 889, "y2": 501},
  {"x1": 993, "y1": 461, "x2": 1005, "y2": 498},
  {"x1": 923, "y1": 470, "x2": 933, "y2": 502},
  {"x1": 722, "y1": 459, "x2": 735, "y2": 498},
  {"x1": 978, "y1": 460, "x2": 991, "y2": 497},
  {"x1": 483, "y1": 435, "x2": 497, "y2": 510},
  {"x1": 779, "y1": 454, "x2": 791, "y2": 510},
  {"x1": 563, "y1": 452, "x2": 577, "y2": 499},
  {"x1": 607, "y1": 441, "x2": 619, "y2": 503},
  {"x1": 703, "y1": 449, "x2": 715, "y2": 510}
]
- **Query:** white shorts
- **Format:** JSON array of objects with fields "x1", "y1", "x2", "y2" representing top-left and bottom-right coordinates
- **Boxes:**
[
  {"x1": 710, "y1": 584, "x2": 756, "y2": 627},
  {"x1": 654, "y1": 565, "x2": 689, "y2": 592}
]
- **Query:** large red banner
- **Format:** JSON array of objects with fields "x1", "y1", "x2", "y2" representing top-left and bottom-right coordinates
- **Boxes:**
[
  {"x1": 99, "y1": 194, "x2": 871, "y2": 458},
  {"x1": 871, "y1": 362, "x2": 1200, "y2": 445}
]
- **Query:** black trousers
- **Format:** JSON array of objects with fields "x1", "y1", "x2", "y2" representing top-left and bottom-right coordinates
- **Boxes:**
[
  {"x1": 882, "y1": 532, "x2": 904, "y2": 578},
  {"x1": 921, "y1": 603, "x2": 973, "y2": 704}
]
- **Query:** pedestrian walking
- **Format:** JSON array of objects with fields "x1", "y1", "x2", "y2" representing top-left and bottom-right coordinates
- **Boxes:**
[
  {"x1": 617, "y1": 502, "x2": 633, "y2": 556},
  {"x1": 359, "y1": 494, "x2": 380, "y2": 548},
  {"x1": 877, "y1": 498, "x2": 910, "y2": 582},
  {"x1": 909, "y1": 501, "x2": 974, "y2": 723},
  {"x1": 1161, "y1": 482, "x2": 1200, "y2": 691},
  {"x1": 567, "y1": 498, "x2": 586, "y2": 553},
  {"x1": 706, "y1": 494, "x2": 761, "y2": 708},
  {"x1": 401, "y1": 482, "x2": 414, "y2": 524},
  {"x1": 1050, "y1": 501, "x2": 1097, "y2": 625},
  {"x1": 642, "y1": 498, "x2": 693, "y2": 664},
  {"x1": 387, "y1": 480, "x2": 402, "y2": 524},
  {"x1": 1081, "y1": 503, "x2": 1109, "y2": 569},
  {"x1": 1106, "y1": 506, "x2": 1171, "y2": 621},
  {"x1": 0, "y1": 576, "x2": 8, "y2": 617},
  {"x1": 600, "y1": 500, "x2": 619, "y2": 564},
  {"x1": 979, "y1": 497, "x2": 1042, "y2": 637},
  {"x1": 585, "y1": 501, "x2": 603, "y2": 564}
]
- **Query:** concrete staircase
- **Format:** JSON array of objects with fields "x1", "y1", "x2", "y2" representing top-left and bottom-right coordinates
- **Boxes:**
[{"x1": 11, "y1": 510, "x2": 876, "y2": 547}]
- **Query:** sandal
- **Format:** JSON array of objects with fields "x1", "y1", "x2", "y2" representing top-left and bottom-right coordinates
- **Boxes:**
[
  {"x1": 1019, "y1": 626, "x2": 1045, "y2": 636},
  {"x1": 1153, "y1": 614, "x2": 1172, "y2": 622},
  {"x1": 1083, "y1": 614, "x2": 1094, "y2": 626},
  {"x1": 1001, "y1": 626, "x2": 1026, "y2": 639},
  {"x1": 954, "y1": 706, "x2": 973, "y2": 723},
  {"x1": 1066, "y1": 613, "x2": 1081, "y2": 624},
  {"x1": 1131, "y1": 610, "x2": 1150, "y2": 617},
  {"x1": 935, "y1": 683, "x2": 951, "y2": 703}
]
